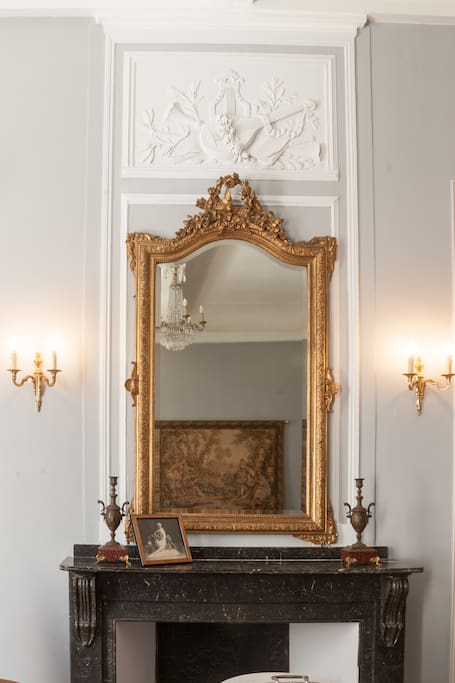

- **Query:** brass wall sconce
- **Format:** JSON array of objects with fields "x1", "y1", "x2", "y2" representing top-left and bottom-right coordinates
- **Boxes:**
[
  {"x1": 8, "y1": 350, "x2": 61, "y2": 412},
  {"x1": 404, "y1": 352, "x2": 454, "y2": 415}
]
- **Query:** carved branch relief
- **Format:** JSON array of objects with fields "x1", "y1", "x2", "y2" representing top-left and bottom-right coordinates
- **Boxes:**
[{"x1": 124, "y1": 53, "x2": 336, "y2": 178}]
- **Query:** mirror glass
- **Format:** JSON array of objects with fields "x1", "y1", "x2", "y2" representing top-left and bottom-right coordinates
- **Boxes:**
[{"x1": 154, "y1": 241, "x2": 307, "y2": 515}]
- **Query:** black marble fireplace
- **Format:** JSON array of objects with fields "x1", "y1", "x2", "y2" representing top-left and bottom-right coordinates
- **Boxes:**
[{"x1": 60, "y1": 545, "x2": 422, "y2": 683}]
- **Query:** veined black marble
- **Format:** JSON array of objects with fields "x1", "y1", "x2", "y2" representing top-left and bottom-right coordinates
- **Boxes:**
[{"x1": 61, "y1": 545, "x2": 422, "y2": 683}]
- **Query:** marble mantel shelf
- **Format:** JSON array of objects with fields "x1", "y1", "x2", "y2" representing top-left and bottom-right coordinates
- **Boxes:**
[{"x1": 60, "y1": 545, "x2": 423, "y2": 683}]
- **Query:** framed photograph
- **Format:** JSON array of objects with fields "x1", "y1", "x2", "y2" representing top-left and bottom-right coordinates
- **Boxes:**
[
  {"x1": 131, "y1": 514, "x2": 192, "y2": 566},
  {"x1": 153, "y1": 420, "x2": 284, "y2": 514}
]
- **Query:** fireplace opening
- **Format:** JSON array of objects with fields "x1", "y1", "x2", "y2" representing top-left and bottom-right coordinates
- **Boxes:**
[{"x1": 116, "y1": 621, "x2": 359, "y2": 683}]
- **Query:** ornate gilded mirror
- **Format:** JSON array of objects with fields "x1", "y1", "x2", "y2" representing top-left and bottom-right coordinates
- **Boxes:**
[{"x1": 126, "y1": 174, "x2": 338, "y2": 543}]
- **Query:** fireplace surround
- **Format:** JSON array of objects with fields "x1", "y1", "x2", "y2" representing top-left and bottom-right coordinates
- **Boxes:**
[{"x1": 61, "y1": 545, "x2": 422, "y2": 683}]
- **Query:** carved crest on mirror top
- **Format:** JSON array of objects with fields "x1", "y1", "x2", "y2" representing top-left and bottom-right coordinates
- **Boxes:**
[{"x1": 126, "y1": 173, "x2": 338, "y2": 544}]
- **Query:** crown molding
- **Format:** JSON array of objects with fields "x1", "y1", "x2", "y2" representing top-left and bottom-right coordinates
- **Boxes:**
[
  {"x1": 94, "y1": 10, "x2": 367, "y2": 44},
  {"x1": 369, "y1": 13, "x2": 455, "y2": 24}
]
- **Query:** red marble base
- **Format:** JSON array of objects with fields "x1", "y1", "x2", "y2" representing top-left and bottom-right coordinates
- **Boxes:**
[
  {"x1": 96, "y1": 542, "x2": 130, "y2": 567},
  {"x1": 341, "y1": 545, "x2": 381, "y2": 568}
]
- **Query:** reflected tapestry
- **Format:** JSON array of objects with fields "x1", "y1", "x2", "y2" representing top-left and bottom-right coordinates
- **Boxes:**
[{"x1": 153, "y1": 420, "x2": 284, "y2": 514}]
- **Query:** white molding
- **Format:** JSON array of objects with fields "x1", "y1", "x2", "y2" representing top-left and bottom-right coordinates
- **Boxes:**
[
  {"x1": 118, "y1": 196, "x2": 129, "y2": 511},
  {"x1": 343, "y1": 36, "x2": 361, "y2": 500},
  {"x1": 4, "y1": 9, "x2": 455, "y2": 27},
  {"x1": 98, "y1": 33, "x2": 115, "y2": 540},
  {"x1": 122, "y1": 193, "x2": 339, "y2": 208},
  {"x1": 97, "y1": 11, "x2": 367, "y2": 44},
  {"x1": 369, "y1": 13, "x2": 455, "y2": 24},
  {"x1": 449, "y1": 180, "x2": 455, "y2": 683},
  {"x1": 123, "y1": 168, "x2": 340, "y2": 181},
  {"x1": 122, "y1": 51, "x2": 338, "y2": 182}
]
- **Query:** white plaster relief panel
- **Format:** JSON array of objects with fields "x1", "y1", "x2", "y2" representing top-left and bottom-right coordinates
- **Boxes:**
[{"x1": 122, "y1": 51, "x2": 337, "y2": 180}]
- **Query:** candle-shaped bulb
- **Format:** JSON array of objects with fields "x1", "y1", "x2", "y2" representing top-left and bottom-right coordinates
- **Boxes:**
[
  {"x1": 447, "y1": 355, "x2": 453, "y2": 375},
  {"x1": 11, "y1": 350, "x2": 17, "y2": 370},
  {"x1": 407, "y1": 342, "x2": 417, "y2": 374},
  {"x1": 183, "y1": 298, "x2": 188, "y2": 317},
  {"x1": 52, "y1": 350, "x2": 57, "y2": 370},
  {"x1": 199, "y1": 304, "x2": 204, "y2": 322}
]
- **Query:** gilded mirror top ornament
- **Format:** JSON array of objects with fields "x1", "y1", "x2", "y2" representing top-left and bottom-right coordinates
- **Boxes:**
[{"x1": 126, "y1": 174, "x2": 336, "y2": 275}]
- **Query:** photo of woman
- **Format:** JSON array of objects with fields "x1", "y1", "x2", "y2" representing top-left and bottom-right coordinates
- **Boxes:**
[{"x1": 132, "y1": 514, "x2": 192, "y2": 566}]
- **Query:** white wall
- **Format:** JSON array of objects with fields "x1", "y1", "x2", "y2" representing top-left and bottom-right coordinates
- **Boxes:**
[
  {"x1": 0, "y1": 18, "x2": 104, "y2": 683},
  {"x1": 1, "y1": 13, "x2": 455, "y2": 683}
]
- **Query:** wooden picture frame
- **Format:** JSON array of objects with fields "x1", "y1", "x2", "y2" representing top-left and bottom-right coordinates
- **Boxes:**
[
  {"x1": 132, "y1": 514, "x2": 192, "y2": 566},
  {"x1": 153, "y1": 420, "x2": 284, "y2": 514}
]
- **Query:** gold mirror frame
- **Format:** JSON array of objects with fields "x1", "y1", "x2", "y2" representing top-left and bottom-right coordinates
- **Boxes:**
[{"x1": 126, "y1": 174, "x2": 338, "y2": 543}]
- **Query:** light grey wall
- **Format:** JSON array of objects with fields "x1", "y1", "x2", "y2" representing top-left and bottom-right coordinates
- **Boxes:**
[
  {"x1": 2, "y1": 15, "x2": 454, "y2": 683},
  {"x1": 0, "y1": 18, "x2": 104, "y2": 683},
  {"x1": 156, "y1": 340, "x2": 306, "y2": 509},
  {"x1": 358, "y1": 23, "x2": 455, "y2": 683}
]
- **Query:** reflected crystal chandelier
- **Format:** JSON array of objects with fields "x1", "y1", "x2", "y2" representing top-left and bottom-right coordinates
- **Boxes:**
[{"x1": 160, "y1": 264, "x2": 206, "y2": 351}]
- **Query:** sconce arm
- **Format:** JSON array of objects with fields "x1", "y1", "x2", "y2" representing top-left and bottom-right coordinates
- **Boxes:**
[
  {"x1": 42, "y1": 369, "x2": 61, "y2": 388},
  {"x1": 403, "y1": 370, "x2": 455, "y2": 415},
  {"x1": 9, "y1": 370, "x2": 34, "y2": 388}
]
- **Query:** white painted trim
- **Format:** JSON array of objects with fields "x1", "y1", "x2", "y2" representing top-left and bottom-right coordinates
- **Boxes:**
[
  {"x1": 122, "y1": 168, "x2": 340, "y2": 181},
  {"x1": 81, "y1": 19, "x2": 93, "y2": 542},
  {"x1": 122, "y1": 54, "x2": 136, "y2": 172},
  {"x1": 328, "y1": 196, "x2": 342, "y2": 525},
  {"x1": 118, "y1": 197, "x2": 129, "y2": 509},
  {"x1": 98, "y1": 33, "x2": 115, "y2": 540},
  {"x1": 369, "y1": 13, "x2": 455, "y2": 24},
  {"x1": 122, "y1": 193, "x2": 339, "y2": 208},
  {"x1": 122, "y1": 51, "x2": 339, "y2": 182},
  {"x1": 343, "y1": 36, "x2": 361, "y2": 501},
  {"x1": 4, "y1": 9, "x2": 455, "y2": 27},
  {"x1": 449, "y1": 179, "x2": 455, "y2": 683},
  {"x1": 326, "y1": 55, "x2": 338, "y2": 186},
  {"x1": 97, "y1": 10, "x2": 367, "y2": 44}
]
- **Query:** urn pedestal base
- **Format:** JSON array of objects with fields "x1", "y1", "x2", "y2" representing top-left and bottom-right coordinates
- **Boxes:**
[
  {"x1": 96, "y1": 541, "x2": 130, "y2": 567},
  {"x1": 341, "y1": 544, "x2": 380, "y2": 568}
]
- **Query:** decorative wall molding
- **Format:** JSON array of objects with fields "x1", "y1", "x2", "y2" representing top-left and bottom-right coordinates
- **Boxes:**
[
  {"x1": 369, "y1": 13, "x2": 455, "y2": 24},
  {"x1": 450, "y1": 179, "x2": 455, "y2": 683},
  {"x1": 122, "y1": 52, "x2": 338, "y2": 181},
  {"x1": 344, "y1": 36, "x2": 361, "y2": 496},
  {"x1": 100, "y1": 20, "x2": 361, "y2": 545},
  {"x1": 99, "y1": 33, "x2": 116, "y2": 528},
  {"x1": 97, "y1": 11, "x2": 367, "y2": 45}
]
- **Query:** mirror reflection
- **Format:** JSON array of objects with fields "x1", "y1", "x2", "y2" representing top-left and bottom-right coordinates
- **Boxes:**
[{"x1": 154, "y1": 241, "x2": 307, "y2": 515}]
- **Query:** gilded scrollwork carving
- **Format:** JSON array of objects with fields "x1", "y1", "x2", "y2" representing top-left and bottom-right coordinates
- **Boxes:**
[
  {"x1": 72, "y1": 573, "x2": 96, "y2": 647},
  {"x1": 324, "y1": 368, "x2": 339, "y2": 413},
  {"x1": 126, "y1": 175, "x2": 338, "y2": 543},
  {"x1": 381, "y1": 576, "x2": 409, "y2": 647}
]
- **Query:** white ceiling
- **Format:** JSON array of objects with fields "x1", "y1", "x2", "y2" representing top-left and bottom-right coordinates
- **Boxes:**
[
  {"x1": 158, "y1": 242, "x2": 307, "y2": 344},
  {"x1": 0, "y1": 0, "x2": 454, "y2": 21}
]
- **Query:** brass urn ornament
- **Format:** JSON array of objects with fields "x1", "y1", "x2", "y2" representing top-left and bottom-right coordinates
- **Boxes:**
[
  {"x1": 96, "y1": 476, "x2": 130, "y2": 567},
  {"x1": 342, "y1": 478, "x2": 380, "y2": 567}
]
